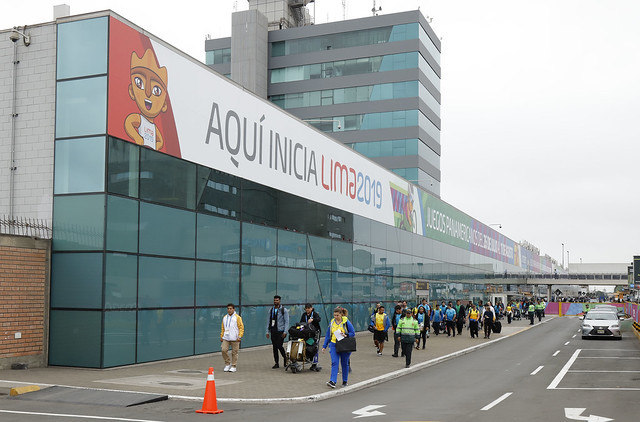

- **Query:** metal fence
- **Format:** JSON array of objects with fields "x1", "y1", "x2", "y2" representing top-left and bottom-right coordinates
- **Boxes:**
[{"x1": 0, "y1": 216, "x2": 52, "y2": 239}]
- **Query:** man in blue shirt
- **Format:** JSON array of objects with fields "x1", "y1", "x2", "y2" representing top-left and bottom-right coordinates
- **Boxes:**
[
  {"x1": 266, "y1": 295, "x2": 289, "y2": 369},
  {"x1": 444, "y1": 302, "x2": 457, "y2": 337}
]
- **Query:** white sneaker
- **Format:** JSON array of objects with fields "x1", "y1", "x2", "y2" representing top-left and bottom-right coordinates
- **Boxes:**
[
  {"x1": 229, "y1": 366, "x2": 237, "y2": 372},
  {"x1": 223, "y1": 365, "x2": 231, "y2": 372}
]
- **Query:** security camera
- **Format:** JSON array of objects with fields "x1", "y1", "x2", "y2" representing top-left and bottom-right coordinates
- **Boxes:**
[
  {"x1": 9, "y1": 29, "x2": 20, "y2": 43},
  {"x1": 337, "y1": 123, "x2": 342, "y2": 130}
]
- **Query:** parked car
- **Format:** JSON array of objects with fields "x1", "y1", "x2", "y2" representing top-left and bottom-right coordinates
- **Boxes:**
[{"x1": 581, "y1": 310, "x2": 622, "y2": 340}]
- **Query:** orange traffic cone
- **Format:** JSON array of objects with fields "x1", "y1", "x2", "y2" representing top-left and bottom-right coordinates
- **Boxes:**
[{"x1": 196, "y1": 367, "x2": 223, "y2": 414}]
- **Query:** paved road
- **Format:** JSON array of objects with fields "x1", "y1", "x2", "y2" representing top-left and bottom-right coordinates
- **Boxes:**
[{"x1": 0, "y1": 317, "x2": 637, "y2": 421}]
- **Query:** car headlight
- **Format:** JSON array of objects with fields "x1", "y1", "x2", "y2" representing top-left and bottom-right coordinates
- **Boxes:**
[
  {"x1": 582, "y1": 324, "x2": 592, "y2": 328},
  {"x1": 610, "y1": 324, "x2": 619, "y2": 329}
]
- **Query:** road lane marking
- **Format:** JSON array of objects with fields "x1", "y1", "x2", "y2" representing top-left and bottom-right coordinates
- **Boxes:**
[
  {"x1": 555, "y1": 387, "x2": 640, "y2": 391},
  {"x1": 553, "y1": 350, "x2": 560, "y2": 357},
  {"x1": 548, "y1": 349, "x2": 581, "y2": 389},
  {"x1": 0, "y1": 410, "x2": 164, "y2": 422},
  {"x1": 576, "y1": 357, "x2": 640, "y2": 359},
  {"x1": 565, "y1": 408, "x2": 613, "y2": 422},
  {"x1": 564, "y1": 341, "x2": 570, "y2": 345},
  {"x1": 568, "y1": 370, "x2": 640, "y2": 373},
  {"x1": 572, "y1": 334, "x2": 577, "y2": 338},
  {"x1": 480, "y1": 392, "x2": 513, "y2": 411},
  {"x1": 353, "y1": 405, "x2": 386, "y2": 419},
  {"x1": 530, "y1": 366, "x2": 544, "y2": 375}
]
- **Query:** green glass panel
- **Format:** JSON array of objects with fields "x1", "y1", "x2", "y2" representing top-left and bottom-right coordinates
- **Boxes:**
[
  {"x1": 107, "y1": 138, "x2": 139, "y2": 198},
  {"x1": 51, "y1": 252, "x2": 103, "y2": 308},
  {"x1": 308, "y1": 236, "x2": 332, "y2": 271},
  {"x1": 332, "y1": 240, "x2": 353, "y2": 273},
  {"x1": 139, "y1": 148, "x2": 196, "y2": 209},
  {"x1": 54, "y1": 137, "x2": 105, "y2": 194},
  {"x1": 241, "y1": 223, "x2": 277, "y2": 265},
  {"x1": 276, "y1": 267, "x2": 305, "y2": 304},
  {"x1": 195, "y1": 261, "x2": 239, "y2": 307},
  {"x1": 241, "y1": 265, "x2": 276, "y2": 305},
  {"x1": 196, "y1": 213, "x2": 240, "y2": 261},
  {"x1": 238, "y1": 305, "x2": 270, "y2": 347},
  {"x1": 49, "y1": 310, "x2": 101, "y2": 367},
  {"x1": 137, "y1": 309, "x2": 194, "y2": 362},
  {"x1": 105, "y1": 253, "x2": 137, "y2": 309},
  {"x1": 353, "y1": 275, "x2": 372, "y2": 303},
  {"x1": 277, "y1": 230, "x2": 307, "y2": 268},
  {"x1": 57, "y1": 17, "x2": 108, "y2": 79},
  {"x1": 56, "y1": 77, "x2": 107, "y2": 138},
  {"x1": 139, "y1": 203, "x2": 195, "y2": 258},
  {"x1": 333, "y1": 272, "x2": 352, "y2": 302},
  {"x1": 106, "y1": 196, "x2": 138, "y2": 253},
  {"x1": 103, "y1": 310, "x2": 136, "y2": 367},
  {"x1": 52, "y1": 194, "x2": 104, "y2": 251},
  {"x1": 138, "y1": 257, "x2": 194, "y2": 308},
  {"x1": 195, "y1": 307, "x2": 227, "y2": 354}
]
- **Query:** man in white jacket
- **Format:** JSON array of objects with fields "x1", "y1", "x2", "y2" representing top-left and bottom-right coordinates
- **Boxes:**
[{"x1": 221, "y1": 303, "x2": 244, "y2": 372}]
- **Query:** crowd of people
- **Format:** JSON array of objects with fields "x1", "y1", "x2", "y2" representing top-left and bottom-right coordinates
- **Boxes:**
[{"x1": 217, "y1": 295, "x2": 548, "y2": 389}]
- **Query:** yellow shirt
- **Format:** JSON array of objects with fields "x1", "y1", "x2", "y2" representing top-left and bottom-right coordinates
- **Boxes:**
[
  {"x1": 375, "y1": 313, "x2": 385, "y2": 330},
  {"x1": 506, "y1": 305, "x2": 512, "y2": 313},
  {"x1": 330, "y1": 318, "x2": 346, "y2": 343},
  {"x1": 469, "y1": 308, "x2": 479, "y2": 321}
]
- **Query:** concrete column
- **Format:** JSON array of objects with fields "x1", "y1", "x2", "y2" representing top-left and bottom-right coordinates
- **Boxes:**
[{"x1": 230, "y1": 9, "x2": 268, "y2": 98}]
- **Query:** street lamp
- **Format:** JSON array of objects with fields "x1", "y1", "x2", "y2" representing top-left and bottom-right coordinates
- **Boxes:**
[
  {"x1": 567, "y1": 250, "x2": 570, "y2": 271},
  {"x1": 562, "y1": 243, "x2": 565, "y2": 269}
]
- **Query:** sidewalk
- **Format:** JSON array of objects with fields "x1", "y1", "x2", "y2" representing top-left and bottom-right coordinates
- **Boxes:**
[{"x1": 0, "y1": 316, "x2": 554, "y2": 403}]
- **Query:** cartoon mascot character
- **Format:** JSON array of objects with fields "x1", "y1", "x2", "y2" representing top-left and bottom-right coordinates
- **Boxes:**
[{"x1": 124, "y1": 49, "x2": 168, "y2": 150}]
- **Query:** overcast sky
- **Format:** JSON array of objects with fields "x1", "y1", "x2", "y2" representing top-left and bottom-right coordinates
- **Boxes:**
[{"x1": 3, "y1": 0, "x2": 639, "y2": 264}]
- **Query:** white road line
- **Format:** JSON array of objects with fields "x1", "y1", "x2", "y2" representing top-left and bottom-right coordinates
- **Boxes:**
[
  {"x1": 564, "y1": 341, "x2": 570, "y2": 345},
  {"x1": 530, "y1": 366, "x2": 544, "y2": 375},
  {"x1": 572, "y1": 334, "x2": 577, "y2": 338},
  {"x1": 568, "y1": 370, "x2": 640, "y2": 373},
  {"x1": 577, "y1": 357, "x2": 640, "y2": 359},
  {"x1": 548, "y1": 349, "x2": 581, "y2": 389},
  {"x1": 554, "y1": 387, "x2": 640, "y2": 391},
  {"x1": 480, "y1": 392, "x2": 513, "y2": 411},
  {"x1": 0, "y1": 410, "x2": 165, "y2": 422},
  {"x1": 553, "y1": 350, "x2": 560, "y2": 357}
]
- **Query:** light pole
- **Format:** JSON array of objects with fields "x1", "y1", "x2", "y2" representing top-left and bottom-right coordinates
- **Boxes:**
[
  {"x1": 561, "y1": 243, "x2": 565, "y2": 269},
  {"x1": 567, "y1": 251, "x2": 570, "y2": 271}
]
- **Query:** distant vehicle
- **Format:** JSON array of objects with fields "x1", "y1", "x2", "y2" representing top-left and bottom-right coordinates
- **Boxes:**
[
  {"x1": 581, "y1": 311, "x2": 622, "y2": 340},
  {"x1": 594, "y1": 304, "x2": 625, "y2": 318}
]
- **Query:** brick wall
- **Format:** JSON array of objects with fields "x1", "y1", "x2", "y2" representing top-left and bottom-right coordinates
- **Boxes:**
[
  {"x1": 0, "y1": 234, "x2": 50, "y2": 369},
  {"x1": 0, "y1": 22, "x2": 56, "y2": 223}
]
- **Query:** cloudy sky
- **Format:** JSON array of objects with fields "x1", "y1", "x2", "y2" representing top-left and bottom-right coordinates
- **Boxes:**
[{"x1": 3, "y1": 0, "x2": 639, "y2": 264}]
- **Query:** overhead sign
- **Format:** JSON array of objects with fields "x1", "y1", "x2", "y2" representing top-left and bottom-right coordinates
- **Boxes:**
[{"x1": 105, "y1": 15, "x2": 546, "y2": 272}]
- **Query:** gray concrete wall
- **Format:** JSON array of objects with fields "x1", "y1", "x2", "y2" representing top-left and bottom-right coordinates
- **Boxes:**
[
  {"x1": 0, "y1": 23, "x2": 56, "y2": 224},
  {"x1": 231, "y1": 10, "x2": 269, "y2": 98}
]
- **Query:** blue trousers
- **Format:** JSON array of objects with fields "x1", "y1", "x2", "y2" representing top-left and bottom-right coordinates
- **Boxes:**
[{"x1": 328, "y1": 343, "x2": 350, "y2": 383}]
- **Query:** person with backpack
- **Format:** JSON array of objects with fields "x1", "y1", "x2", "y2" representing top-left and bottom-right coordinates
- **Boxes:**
[
  {"x1": 266, "y1": 295, "x2": 289, "y2": 369},
  {"x1": 505, "y1": 302, "x2": 513, "y2": 324},
  {"x1": 370, "y1": 305, "x2": 391, "y2": 356},
  {"x1": 415, "y1": 306, "x2": 428, "y2": 350},
  {"x1": 444, "y1": 302, "x2": 457, "y2": 337},
  {"x1": 431, "y1": 305, "x2": 443, "y2": 335},
  {"x1": 396, "y1": 308, "x2": 420, "y2": 368},
  {"x1": 455, "y1": 299, "x2": 466, "y2": 335},
  {"x1": 322, "y1": 307, "x2": 355, "y2": 388},
  {"x1": 482, "y1": 303, "x2": 495, "y2": 339},
  {"x1": 300, "y1": 303, "x2": 321, "y2": 371}
]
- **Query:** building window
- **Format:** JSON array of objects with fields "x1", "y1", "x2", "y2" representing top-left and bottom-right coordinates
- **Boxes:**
[
  {"x1": 54, "y1": 137, "x2": 105, "y2": 194},
  {"x1": 57, "y1": 17, "x2": 108, "y2": 79},
  {"x1": 139, "y1": 147, "x2": 196, "y2": 209},
  {"x1": 107, "y1": 138, "x2": 139, "y2": 198},
  {"x1": 205, "y1": 48, "x2": 231, "y2": 65},
  {"x1": 56, "y1": 76, "x2": 107, "y2": 138}
]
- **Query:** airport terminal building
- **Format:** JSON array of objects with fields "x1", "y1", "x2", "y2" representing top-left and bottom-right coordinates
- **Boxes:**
[{"x1": 1, "y1": 10, "x2": 555, "y2": 368}]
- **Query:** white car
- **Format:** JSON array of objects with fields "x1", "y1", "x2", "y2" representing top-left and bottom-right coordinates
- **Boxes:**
[{"x1": 581, "y1": 311, "x2": 622, "y2": 340}]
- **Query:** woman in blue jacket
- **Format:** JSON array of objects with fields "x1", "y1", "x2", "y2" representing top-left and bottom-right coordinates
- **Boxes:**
[{"x1": 322, "y1": 307, "x2": 356, "y2": 388}]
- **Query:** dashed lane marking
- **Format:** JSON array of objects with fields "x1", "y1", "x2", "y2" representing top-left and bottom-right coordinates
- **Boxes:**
[
  {"x1": 572, "y1": 335, "x2": 577, "y2": 338},
  {"x1": 553, "y1": 350, "x2": 561, "y2": 357},
  {"x1": 530, "y1": 366, "x2": 544, "y2": 375},
  {"x1": 564, "y1": 341, "x2": 570, "y2": 346},
  {"x1": 480, "y1": 392, "x2": 513, "y2": 411}
]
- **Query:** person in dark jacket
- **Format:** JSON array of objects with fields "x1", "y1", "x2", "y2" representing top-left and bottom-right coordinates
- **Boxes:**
[
  {"x1": 482, "y1": 304, "x2": 495, "y2": 339},
  {"x1": 300, "y1": 303, "x2": 321, "y2": 371},
  {"x1": 455, "y1": 299, "x2": 466, "y2": 335},
  {"x1": 390, "y1": 305, "x2": 403, "y2": 357}
]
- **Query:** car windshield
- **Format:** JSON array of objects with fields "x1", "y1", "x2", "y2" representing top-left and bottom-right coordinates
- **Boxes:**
[{"x1": 585, "y1": 312, "x2": 616, "y2": 320}]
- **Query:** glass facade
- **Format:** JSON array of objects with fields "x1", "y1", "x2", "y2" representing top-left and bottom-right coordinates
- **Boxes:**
[
  {"x1": 205, "y1": 47, "x2": 231, "y2": 65},
  {"x1": 271, "y1": 23, "x2": 419, "y2": 57}
]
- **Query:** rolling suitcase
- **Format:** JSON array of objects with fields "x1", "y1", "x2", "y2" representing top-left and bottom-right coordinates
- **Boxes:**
[{"x1": 492, "y1": 320, "x2": 502, "y2": 333}]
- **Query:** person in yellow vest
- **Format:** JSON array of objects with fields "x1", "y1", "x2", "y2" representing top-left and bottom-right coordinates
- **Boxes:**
[
  {"x1": 396, "y1": 308, "x2": 420, "y2": 368},
  {"x1": 370, "y1": 305, "x2": 391, "y2": 355},
  {"x1": 528, "y1": 301, "x2": 535, "y2": 325},
  {"x1": 220, "y1": 303, "x2": 244, "y2": 373},
  {"x1": 535, "y1": 300, "x2": 544, "y2": 322},
  {"x1": 468, "y1": 303, "x2": 480, "y2": 338},
  {"x1": 322, "y1": 308, "x2": 355, "y2": 388},
  {"x1": 506, "y1": 302, "x2": 513, "y2": 324}
]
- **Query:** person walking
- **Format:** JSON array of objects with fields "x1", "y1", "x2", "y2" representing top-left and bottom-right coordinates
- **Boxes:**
[
  {"x1": 468, "y1": 303, "x2": 480, "y2": 338},
  {"x1": 396, "y1": 308, "x2": 420, "y2": 368},
  {"x1": 535, "y1": 300, "x2": 543, "y2": 322},
  {"x1": 340, "y1": 307, "x2": 353, "y2": 373},
  {"x1": 322, "y1": 307, "x2": 355, "y2": 388},
  {"x1": 528, "y1": 301, "x2": 535, "y2": 325},
  {"x1": 415, "y1": 306, "x2": 428, "y2": 349},
  {"x1": 431, "y1": 305, "x2": 443, "y2": 335},
  {"x1": 444, "y1": 302, "x2": 457, "y2": 337},
  {"x1": 416, "y1": 298, "x2": 431, "y2": 338},
  {"x1": 300, "y1": 303, "x2": 321, "y2": 371},
  {"x1": 220, "y1": 303, "x2": 244, "y2": 373},
  {"x1": 482, "y1": 303, "x2": 495, "y2": 339},
  {"x1": 390, "y1": 305, "x2": 403, "y2": 357},
  {"x1": 371, "y1": 305, "x2": 391, "y2": 355},
  {"x1": 266, "y1": 295, "x2": 289, "y2": 369},
  {"x1": 506, "y1": 302, "x2": 513, "y2": 324},
  {"x1": 455, "y1": 299, "x2": 466, "y2": 335}
]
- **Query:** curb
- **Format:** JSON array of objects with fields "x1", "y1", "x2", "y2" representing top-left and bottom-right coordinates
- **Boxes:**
[{"x1": 174, "y1": 316, "x2": 559, "y2": 404}]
